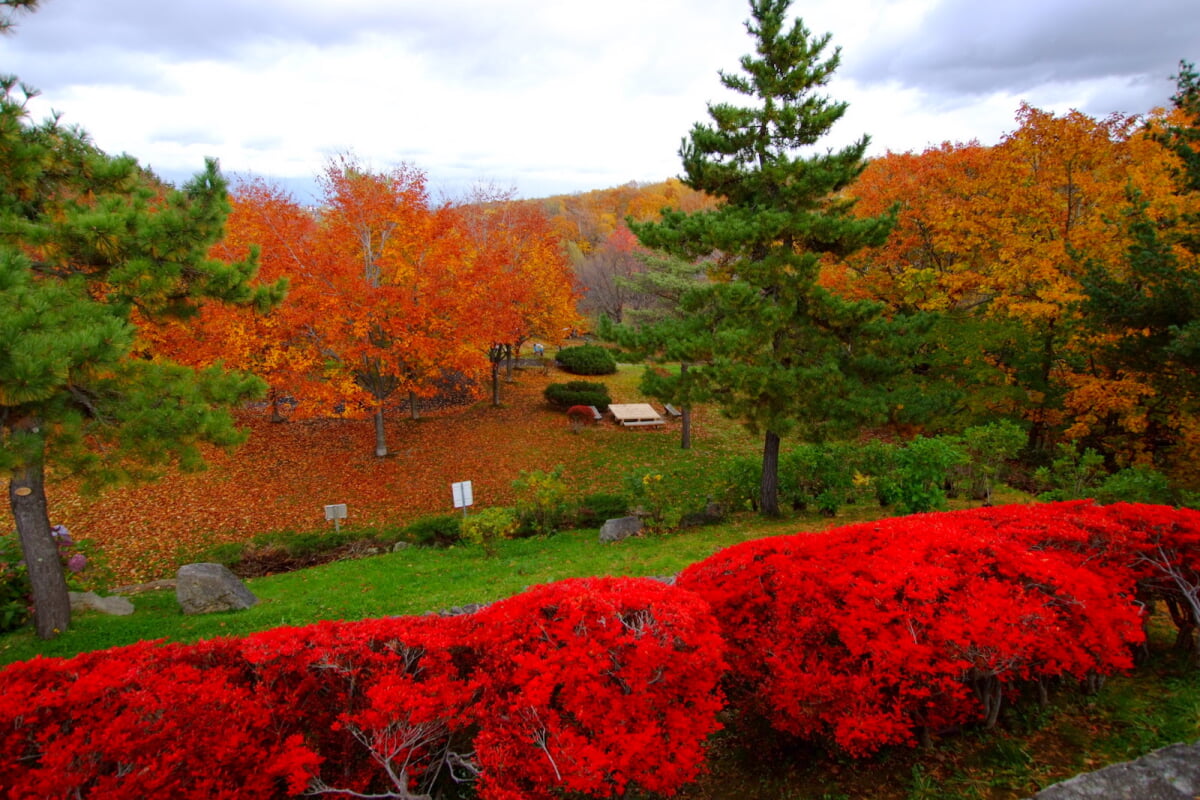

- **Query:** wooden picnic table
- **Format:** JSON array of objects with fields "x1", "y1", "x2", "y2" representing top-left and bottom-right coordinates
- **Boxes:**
[{"x1": 608, "y1": 403, "x2": 665, "y2": 427}]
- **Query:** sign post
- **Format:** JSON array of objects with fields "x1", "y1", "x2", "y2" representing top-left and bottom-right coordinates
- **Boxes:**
[
  {"x1": 324, "y1": 503, "x2": 348, "y2": 533},
  {"x1": 451, "y1": 481, "x2": 474, "y2": 517}
]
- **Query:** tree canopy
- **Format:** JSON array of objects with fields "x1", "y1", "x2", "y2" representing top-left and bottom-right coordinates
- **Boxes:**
[{"x1": 0, "y1": 74, "x2": 282, "y2": 638}]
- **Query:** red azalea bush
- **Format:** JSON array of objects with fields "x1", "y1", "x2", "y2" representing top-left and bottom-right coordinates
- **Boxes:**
[
  {"x1": 234, "y1": 615, "x2": 480, "y2": 798},
  {"x1": 676, "y1": 502, "x2": 1148, "y2": 756},
  {"x1": 3, "y1": 502, "x2": 1198, "y2": 791},
  {"x1": 1096, "y1": 502, "x2": 1200, "y2": 648},
  {"x1": 0, "y1": 577, "x2": 723, "y2": 800},
  {"x1": 469, "y1": 577, "x2": 727, "y2": 800},
  {"x1": 0, "y1": 640, "x2": 315, "y2": 799}
]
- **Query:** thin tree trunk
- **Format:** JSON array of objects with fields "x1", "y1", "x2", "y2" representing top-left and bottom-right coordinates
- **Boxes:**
[
  {"x1": 269, "y1": 389, "x2": 287, "y2": 423},
  {"x1": 374, "y1": 407, "x2": 388, "y2": 457},
  {"x1": 760, "y1": 430, "x2": 781, "y2": 517},
  {"x1": 409, "y1": 390, "x2": 420, "y2": 420},
  {"x1": 491, "y1": 361, "x2": 502, "y2": 406},
  {"x1": 9, "y1": 444, "x2": 70, "y2": 640}
]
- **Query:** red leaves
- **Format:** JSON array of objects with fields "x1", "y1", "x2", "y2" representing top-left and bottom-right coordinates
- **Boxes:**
[
  {"x1": 0, "y1": 577, "x2": 725, "y2": 800},
  {"x1": 470, "y1": 577, "x2": 726, "y2": 799},
  {"x1": 677, "y1": 502, "x2": 1164, "y2": 756},
  {"x1": 7, "y1": 501, "x2": 1198, "y2": 793}
]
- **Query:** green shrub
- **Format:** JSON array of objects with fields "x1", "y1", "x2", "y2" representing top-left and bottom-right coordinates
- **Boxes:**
[
  {"x1": 555, "y1": 344, "x2": 618, "y2": 375},
  {"x1": 1034, "y1": 442, "x2": 1106, "y2": 501},
  {"x1": 543, "y1": 380, "x2": 611, "y2": 412},
  {"x1": 513, "y1": 467, "x2": 571, "y2": 537},
  {"x1": 894, "y1": 436, "x2": 968, "y2": 514},
  {"x1": 0, "y1": 534, "x2": 29, "y2": 634},
  {"x1": 952, "y1": 420, "x2": 1026, "y2": 504},
  {"x1": 623, "y1": 471, "x2": 685, "y2": 533},
  {"x1": 1094, "y1": 466, "x2": 1175, "y2": 505},
  {"x1": 573, "y1": 493, "x2": 630, "y2": 526},
  {"x1": 402, "y1": 514, "x2": 463, "y2": 548},
  {"x1": 779, "y1": 443, "x2": 857, "y2": 516},
  {"x1": 461, "y1": 508, "x2": 519, "y2": 557},
  {"x1": 851, "y1": 440, "x2": 901, "y2": 507},
  {"x1": 713, "y1": 455, "x2": 762, "y2": 512},
  {"x1": 203, "y1": 541, "x2": 248, "y2": 568}
]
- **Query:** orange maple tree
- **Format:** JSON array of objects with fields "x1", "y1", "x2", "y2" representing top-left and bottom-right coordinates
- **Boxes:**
[
  {"x1": 456, "y1": 186, "x2": 581, "y2": 405},
  {"x1": 828, "y1": 104, "x2": 1188, "y2": 459}
]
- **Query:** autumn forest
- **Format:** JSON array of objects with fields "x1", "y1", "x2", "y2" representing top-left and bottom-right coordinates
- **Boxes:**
[{"x1": 149, "y1": 89, "x2": 1200, "y2": 487}]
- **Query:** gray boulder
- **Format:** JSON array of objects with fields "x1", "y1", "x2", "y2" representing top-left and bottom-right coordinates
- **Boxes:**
[
  {"x1": 599, "y1": 516, "x2": 643, "y2": 543},
  {"x1": 176, "y1": 562, "x2": 259, "y2": 615},
  {"x1": 1027, "y1": 742, "x2": 1200, "y2": 799},
  {"x1": 69, "y1": 591, "x2": 134, "y2": 616}
]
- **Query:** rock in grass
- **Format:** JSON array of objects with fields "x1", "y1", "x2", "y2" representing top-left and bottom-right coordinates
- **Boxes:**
[
  {"x1": 599, "y1": 516, "x2": 642, "y2": 543},
  {"x1": 176, "y1": 563, "x2": 258, "y2": 615},
  {"x1": 69, "y1": 591, "x2": 134, "y2": 616}
]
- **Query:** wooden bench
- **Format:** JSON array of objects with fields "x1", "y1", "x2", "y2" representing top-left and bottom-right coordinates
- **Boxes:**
[
  {"x1": 663, "y1": 404, "x2": 682, "y2": 417},
  {"x1": 588, "y1": 405, "x2": 604, "y2": 421}
]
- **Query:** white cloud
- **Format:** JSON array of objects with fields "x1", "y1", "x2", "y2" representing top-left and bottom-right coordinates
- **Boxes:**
[{"x1": 2, "y1": 0, "x2": 1192, "y2": 198}]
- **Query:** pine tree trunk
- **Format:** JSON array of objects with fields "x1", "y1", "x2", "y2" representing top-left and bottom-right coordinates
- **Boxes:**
[
  {"x1": 760, "y1": 430, "x2": 781, "y2": 517},
  {"x1": 374, "y1": 407, "x2": 388, "y2": 457},
  {"x1": 9, "y1": 449, "x2": 70, "y2": 640}
]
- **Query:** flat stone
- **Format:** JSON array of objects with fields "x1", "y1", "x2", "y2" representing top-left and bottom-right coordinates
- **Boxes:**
[
  {"x1": 1027, "y1": 742, "x2": 1200, "y2": 800},
  {"x1": 176, "y1": 562, "x2": 259, "y2": 615},
  {"x1": 599, "y1": 516, "x2": 643, "y2": 543},
  {"x1": 69, "y1": 591, "x2": 134, "y2": 616}
]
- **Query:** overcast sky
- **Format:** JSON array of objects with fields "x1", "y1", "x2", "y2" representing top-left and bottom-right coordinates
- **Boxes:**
[{"x1": 2, "y1": 0, "x2": 1196, "y2": 201}]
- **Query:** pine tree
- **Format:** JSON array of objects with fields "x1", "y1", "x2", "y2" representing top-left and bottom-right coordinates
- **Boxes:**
[
  {"x1": 0, "y1": 75, "x2": 282, "y2": 638},
  {"x1": 629, "y1": 0, "x2": 902, "y2": 515}
]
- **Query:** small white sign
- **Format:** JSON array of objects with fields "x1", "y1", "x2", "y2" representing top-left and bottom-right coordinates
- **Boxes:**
[
  {"x1": 324, "y1": 504, "x2": 348, "y2": 521},
  {"x1": 451, "y1": 481, "x2": 474, "y2": 509}
]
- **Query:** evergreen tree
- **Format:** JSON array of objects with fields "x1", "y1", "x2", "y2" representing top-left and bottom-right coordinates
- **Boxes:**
[
  {"x1": 599, "y1": 250, "x2": 715, "y2": 450},
  {"x1": 629, "y1": 0, "x2": 904, "y2": 515},
  {"x1": 0, "y1": 74, "x2": 282, "y2": 638}
]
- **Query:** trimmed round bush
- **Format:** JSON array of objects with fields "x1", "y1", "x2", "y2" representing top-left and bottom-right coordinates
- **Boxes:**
[
  {"x1": 544, "y1": 380, "x2": 611, "y2": 412},
  {"x1": 555, "y1": 344, "x2": 618, "y2": 375}
]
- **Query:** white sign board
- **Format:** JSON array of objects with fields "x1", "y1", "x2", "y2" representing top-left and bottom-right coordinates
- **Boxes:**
[
  {"x1": 324, "y1": 503, "x2": 348, "y2": 532},
  {"x1": 451, "y1": 481, "x2": 474, "y2": 509}
]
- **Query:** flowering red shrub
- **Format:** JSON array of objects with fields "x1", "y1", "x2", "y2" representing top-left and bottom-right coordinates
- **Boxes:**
[
  {"x1": 6, "y1": 503, "x2": 1191, "y2": 787},
  {"x1": 1096, "y1": 502, "x2": 1200, "y2": 648},
  {"x1": 0, "y1": 578, "x2": 724, "y2": 799},
  {"x1": 0, "y1": 640, "x2": 315, "y2": 799},
  {"x1": 677, "y1": 503, "x2": 1147, "y2": 755},
  {"x1": 235, "y1": 615, "x2": 481, "y2": 797},
  {"x1": 469, "y1": 577, "x2": 727, "y2": 800}
]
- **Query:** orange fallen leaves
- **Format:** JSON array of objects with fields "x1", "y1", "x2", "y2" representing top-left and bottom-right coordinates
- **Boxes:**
[{"x1": 43, "y1": 371, "x2": 640, "y2": 584}]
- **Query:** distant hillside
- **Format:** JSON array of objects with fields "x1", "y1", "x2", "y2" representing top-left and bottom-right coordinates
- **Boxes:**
[{"x1": 526, "y1": 178, "x2": 716, "y2": 254}]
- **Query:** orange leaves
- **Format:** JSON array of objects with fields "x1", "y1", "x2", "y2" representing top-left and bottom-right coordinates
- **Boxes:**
[{"x1": 47, "y1": 372, "x2": 597, "y2": 585}]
